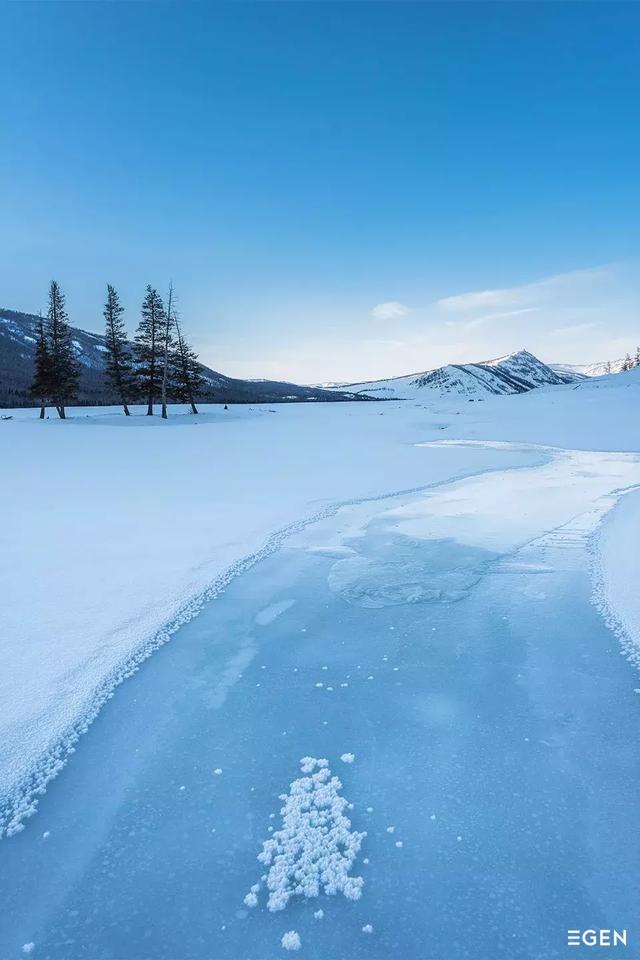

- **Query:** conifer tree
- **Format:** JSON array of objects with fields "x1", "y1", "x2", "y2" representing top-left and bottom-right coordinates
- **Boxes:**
[
  {"x1": 171, "y1": 313, "x2": 206, "y2": 414},
  {"x1": 160, "y1": 283, "x2": 175, "y2": 420},
  {"x1": 30, "y1": 313, "x2": 52, "y2": 419},
  {"x1": 134, "y1": 286, "x2": 165, "y2": 415},
  {"x1": 46, "y1": 280, "x2": 80, "y2": 419},
  {"x1": 103, "y1": 284, "x2": 133, "y2": 415},
  {"x1": 635, "y1": 346, "x2": 640, "y2": 368},
  {"x1": 623, "y1": 353, "x2": 632, "y2": 372}
]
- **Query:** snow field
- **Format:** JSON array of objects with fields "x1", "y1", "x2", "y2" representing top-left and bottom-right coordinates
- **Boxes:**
[{"x1": 2, "y1": 369, "x2": 640, "y2": 840}]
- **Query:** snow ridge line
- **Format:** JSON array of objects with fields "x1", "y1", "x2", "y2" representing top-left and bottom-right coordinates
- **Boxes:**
[
  {"x1": 0, "y1": 450, "x2": 549, "y2": 840},
  {"x1": 590, "y1": 483, "x2": 640, "y2": 675}
]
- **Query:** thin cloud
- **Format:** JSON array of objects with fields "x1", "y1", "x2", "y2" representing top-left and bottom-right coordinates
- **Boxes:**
[
  {"x1": 371, "y1": 301, "x2": 410, "y2": 321},
  {"x1": 445, "y1": 307, "x2": 537, "y2": 330},
  {"x1": 437, "y1": 264, "x2": 616, "y2": 314},
  {"x1": 549, "y1": 321, "x2": 601, "y2": 337}
]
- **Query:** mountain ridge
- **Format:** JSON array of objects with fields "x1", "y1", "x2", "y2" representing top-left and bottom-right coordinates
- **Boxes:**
[{"x1": 325, "y1": 349, "x2": 585, "y2": 400}]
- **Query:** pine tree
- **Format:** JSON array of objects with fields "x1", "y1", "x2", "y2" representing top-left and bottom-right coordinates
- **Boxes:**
[
  {"x1": 134, "y1": 286, "x2": 165, "y2": 415},
  {"x1": 160, "y1": 283, "x2": 175, "y2": 420},
  {"x1": 634, "y1": 346, "x2": 640, "y2": 368},
  {"x1": 103, "y1": 284, "x2": 133, "y2": 415},
  {"x1": 171, "y1": 313, "x2": 206, "y2": 414},
  {"x1": 46, "y1": 280, "x2": 80, "y2": 419},
  {"x1": 623, "y1": 353, "x2": 632, "y2": 372},
  {"x1": 29, "y1": 313, "x2": 52, "y2": 418}
]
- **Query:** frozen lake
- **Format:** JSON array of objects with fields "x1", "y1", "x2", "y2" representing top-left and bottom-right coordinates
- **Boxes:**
[{"x1": 1, "y1": 449, "x2": 639, "y2": 960}]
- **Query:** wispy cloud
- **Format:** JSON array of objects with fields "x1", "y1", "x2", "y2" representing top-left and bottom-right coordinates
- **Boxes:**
[
  {"x1": 437, "y1": 264, "x2": 616, "y2": 315},
  {"x1": 371, "y1": 301, "x2": 410, "y2": 321},
  {"x1": 549, "y1": 321, "x2": 601, "y2": 337},
  {"x1": 445, "y1": 307, "x2": 537, "y2": 330}
]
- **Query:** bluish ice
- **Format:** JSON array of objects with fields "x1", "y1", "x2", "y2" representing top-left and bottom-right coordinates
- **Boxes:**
[{"x1": 1, "y1": 465, "x2": 639, "y2": 960}]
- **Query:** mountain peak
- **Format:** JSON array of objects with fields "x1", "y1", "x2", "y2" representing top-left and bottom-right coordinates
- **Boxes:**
[{"x1": 327, "y1": 348, "x2": 581, "y2": 401}]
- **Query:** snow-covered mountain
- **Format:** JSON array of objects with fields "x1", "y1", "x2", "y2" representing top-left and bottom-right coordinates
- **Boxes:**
[
  {"x1": 551, "y1": 358, "x2": 627, "y2": 378},
  {"x1": 0, "y1": 308, "x2": 364, "y2": 407},
  {"x1": 327, "y1": 349, "x2": 582, "y2": 401}
]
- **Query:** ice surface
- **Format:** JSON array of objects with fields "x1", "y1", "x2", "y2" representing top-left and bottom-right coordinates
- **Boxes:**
[
  {"x1": 327, "y1": 536, "x2": 498, "y2": 608},
  {"x1": 2, "y1": 470, "x2": 640, "y2": 959}
]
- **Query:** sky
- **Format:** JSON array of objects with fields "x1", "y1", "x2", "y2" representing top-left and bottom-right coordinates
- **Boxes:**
[{"x1": 1, "y1": 1, "x2": 639, "y2": 384}]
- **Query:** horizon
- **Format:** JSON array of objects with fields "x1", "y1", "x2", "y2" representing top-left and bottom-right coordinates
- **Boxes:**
[{"x1": 2, "y1": 2, "x2": 640, "y2": 382}]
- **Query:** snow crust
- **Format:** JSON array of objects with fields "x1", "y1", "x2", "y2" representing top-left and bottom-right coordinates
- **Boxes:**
[{"x1": 593, "y1": 487, "x2": 640, "y2": 669}]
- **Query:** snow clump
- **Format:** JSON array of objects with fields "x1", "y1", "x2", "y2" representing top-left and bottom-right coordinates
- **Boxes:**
[
  {"x1": 281, "y1": 931, "x2": 301, "y2": 951},
  {"x1": 245, "y1": 757, "x2": 365, "y2": 913}
]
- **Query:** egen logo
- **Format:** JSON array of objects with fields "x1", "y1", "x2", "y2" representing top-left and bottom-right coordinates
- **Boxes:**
[{"x1": 567, "y1": 929, "x2": 628, "y2": 948}]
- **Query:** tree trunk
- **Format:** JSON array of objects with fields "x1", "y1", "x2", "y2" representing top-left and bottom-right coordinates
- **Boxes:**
[
  {"x1": 58, "y1": 405, "x2": 66, "y2": 419},
  {"x1": 190, "y1": 400, "x2": 198, "y2": 415},
  {"x1": 114, "y1": 365, "x2": 130, "y2": 417},
  {"x1": 39, "y1": 403, "x2": 45, "y2": 419},
  {"x1": 146, "y1": 397, "x2": 153, "y2": 416},
  {"x1": 161, "y1": 284, "x2": 173, "y2": 420}
]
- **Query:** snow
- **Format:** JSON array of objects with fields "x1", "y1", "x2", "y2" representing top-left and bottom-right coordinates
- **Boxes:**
[
  {"x1": 280, "y1": 931, "x2": 301, "y2": 951},
  {"x1": 551, "y1": 358, "x2": 627, "y2": 377},
  {"x1": 4, "y1": 400, "x2": 523, "y2": 835},
  {"x1": 247, "y1": 757, "x2": 364, "y2": 912},
  {"x1": 1, "y1": 370, "x2": 640, "y2": 837},
  {"x1": 594, "y1": 487, "x2": 640, "y2": 671},
  {"x1": 325, "y1": 349, "x2": 576, "y2": 400}
]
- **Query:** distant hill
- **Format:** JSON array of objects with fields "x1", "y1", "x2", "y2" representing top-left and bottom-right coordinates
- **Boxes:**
[
  {"x1": 325, "y1": 349, "x2": 583, "y2": 401},
  {"x1": 550, "y1": 358, "x2": 628, "y2": 378},
  {"x1": 0, "y1": 309, "x2": 365, "y2": 407}
]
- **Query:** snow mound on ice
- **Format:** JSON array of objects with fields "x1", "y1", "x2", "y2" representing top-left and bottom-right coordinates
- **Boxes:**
[
  {"x1": 281, "y1": 931, "x2": 301, "y2": 951},
  {"x1": 245, "y1": 757, "x2": 365, "y2": 913}
]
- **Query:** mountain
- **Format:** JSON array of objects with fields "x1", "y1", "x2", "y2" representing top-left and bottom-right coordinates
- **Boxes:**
[
  {"x1": 550, "y1": 359, "x2": 627, "y2": 378},
  {"x1": 325, "y1": 349, "x2": 583, "y2": 401},
  {"x1": 0, "y1": 309, "x2": 364, "y2": 407}
]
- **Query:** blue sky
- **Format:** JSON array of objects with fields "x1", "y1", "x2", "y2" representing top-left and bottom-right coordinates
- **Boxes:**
[{"x1": 1, "y1": 1, "x2": 639, "y2": 382}]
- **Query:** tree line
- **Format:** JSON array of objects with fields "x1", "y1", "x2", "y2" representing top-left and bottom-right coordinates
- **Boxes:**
[
  {"x1": 620, "y1": 348, "x2": 640, "y2": 372},
  {"x1": 30, "y1": 281, "x2": 205, "y2": 419}
]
